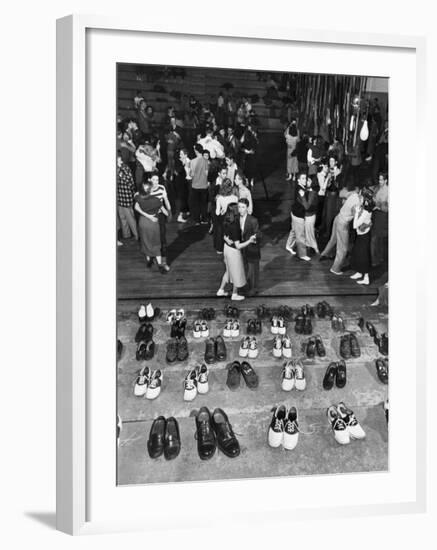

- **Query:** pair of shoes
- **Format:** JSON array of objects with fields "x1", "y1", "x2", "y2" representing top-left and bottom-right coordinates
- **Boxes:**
[
  {"x1": 193, "y1": 320, "x2": 209, "y2": 338},
  {"x1": 339, "y1": 332, "x2": 361, "y2": 359},
  {"x1": 117, "y1": 339, "x2": 123, "y2": 361},
  {"x1": 204, "y1": 336, "x2": 227, "y2": 364},
  {"x1": 224, "y1": 304, "x2": 239, "y2": 318},
  {"x1": 323, "y1": 361, "x2": 347, "y2": 389},
  {"x1": 316, "y1": 301, "x2": 333, "y2": 319},
  {"x1": 327, "y1": 403, "x2": 366, "y2": 444},
  {"x1": 268, "y1": 405, "x2": 299, "y2": 450},
  {"x1": 195, "y1": 407, "x2": 240, "y2": 460},
  {"x1": 223, "y1": 319, "x2": 240, "y2": 338},
  {"x1": 331, "y1": 314, "x2": 345, "y2": 332},
  {"x1": 134, "y1": 367, "x2": 162, "y2": 400},
  {"x1": 295, "y1": 314, "x2": 312, "y2": 334},
  {"x1": 272, "y1": 335, "x2": 292, "y2": 358},
  {"x1": 147, "y1": 416, "x2": 180, "y2": 460},
  {"x1": 183, "y1": 364, "x2": 209, "y2": 401},
  {"x1": 138, "y1": 302, "x2": 160, "y2": 323},
  {"x1": 216, "y1": 288, "x2": 229, "y2": 297},
  {"x1": 239, "y1": 336, "x2": 259, "y2": 359},
  {"x1": 375, "y1": 357, "x2": 389, "y2": 384},
  {"x1": 303, "y1": 335, "x2": 326, "y2": 359},
  {"x1": 135, "y1": 322, "x2": 154, "y2": 343},
  {"x1": 200, "y1": 307, "x2": 216, "y2": 321},
  {"x1": 166, "y1": 308, "x2": 184, "y2": 324},
  {"x1": 247, "y1": 318, "x2": 262, "y2": 334},
  {"x1": 226, "y1": 360, "x2": 259, "y2": 390},
  {"x1": 301, "y1": 304, "x2": 315, "y2": 317},
  {"x1": 256, "y1": 304, "x2": 271, "y2": 319},
  {"x1": 171, "y1": 318, "x2": 187, "y2": 338},
  {"x1": 277, "y1": 305, "x2": 294, "y2": 322},
  {"x1": 166, "y1": 337, "x2": 189, "y2": 363},
  {"x1": 282, "y1": 360, "x2": 306, "y2": 391},
  {"x1": 271, "y1": 316, "x2": 286, "y2": 335},
  {"x1": 136, "y1": 339, "x2": 155, "y2": 360}
]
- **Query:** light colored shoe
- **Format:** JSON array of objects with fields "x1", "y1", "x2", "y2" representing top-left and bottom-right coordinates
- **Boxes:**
[
  {"x1": 330, "y1": 268, "x2": 342, "y2": 275},
  {"x1": 281, "y1": 361, "x2": 295, "y2": 391},
  {"x1": 370, "y1": 299, "x2": 380, "y2": 307},
  {"x1": 350, "y1": 272, "x2": 362, "y2": 280},
  {"x1": 327, "y1": 406, "x2": 350, "y2": 445},
  {"x1": 273, "y1": 336, "x2": 283, "y2": 358},
  {"x1": 357, "y1": 275, "x2": 370, "y2": 285},
  {"x1": 285, "y1": 245, "x2": 296, "y2": 256},
  {"x1": 138, "y1": 304, "x2": 146, "y2": 320},
  {"x1": 294, "y1": 360, "x2": 306, "y2": 391},
  {"x1": 177, "y1": 213, "x2": 187, "y2": 223},
  {"x1": 282, "y1": 336, "x2": 292, "y2": 359},
  {"x1": 300, "y1": 256, "x2": 311, "y2": 261},
  {"x1": 223, "y1": 320, "x2": 232, "y2": 338},
  {"x1": 193, "y1": 320, "x2": 202, "y2": 339},
  {"x1": 216, "y1": 289, "x2": 228, "y2": 297},
  {"x1": 277, "y1": 317, "x2": 286, "y2": 335},
  {"x1": 239, "y1": 337, "x2": 250, "y2": 358},
  {"x1": 231, "y1": 293, "x2": 245, "y2": 301},
  {"x1": 230, "y1": 320, "x2": 240, "y2": 338},
  {"x1": 134, "y1": 366, "x2": 150, "y2": 397},
  {"x1": 183, "y1": 370, "x2": 198, "y2": 401},
  {"x1": 268, "y1": 405, "x2": 286, "y2": 448},
  {"x1": 283, "y1": 407, "x2": 299, "y2": 450},
  {"x1": 271, "y1": 316, "x2": 279, "y2": 335},
  {"x1": 337, "y1": 402, "x2": 366, "y2": 440},
  {"x1": 196, "y1": 364, "x2": 209, "y2": 394},
  {"x1": 200, "y1": 320, "x2": 209, "y2": 338},
  {"x1": 248, "y1": 337, "x2": 259, "y2": 359},
  {"x1": 146, "y1": 370, "x2": 162, "y2": 400}
]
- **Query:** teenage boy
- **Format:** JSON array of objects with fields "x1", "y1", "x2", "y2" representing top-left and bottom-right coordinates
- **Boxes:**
[
  {"x1": 238, "y1": 198, "x2": 261, "y2": 295},
  {"x1": 190, "y1": 144, "x2": 210, "y2": 225}
]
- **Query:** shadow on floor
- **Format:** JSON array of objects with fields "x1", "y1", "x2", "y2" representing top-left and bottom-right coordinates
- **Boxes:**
[{"x1": 24, "y1": 511, "x2": 56, "y2": 530}]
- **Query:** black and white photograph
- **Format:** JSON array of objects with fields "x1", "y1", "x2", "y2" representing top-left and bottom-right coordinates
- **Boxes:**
[{"x1": 115, "y1": 63, "x2": 389, "y2": 485}]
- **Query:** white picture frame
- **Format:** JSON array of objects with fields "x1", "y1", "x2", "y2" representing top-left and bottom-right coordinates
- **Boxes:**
[{"x1": 56, "y1": 14, "x2": 427, "y2": 535}]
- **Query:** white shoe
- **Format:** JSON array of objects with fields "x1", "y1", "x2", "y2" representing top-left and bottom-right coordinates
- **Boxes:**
[
  {"x1": 370, "y1": 299, "x2": 380, "y2": 307},
  {"x1": 230, "y1": 320, "x2": 240, "y2": 338},
  {"x1": 196, "y1": 364, "x2": 209, "y2": 394},
  {"x1": 271, "y1": 316, "x2": 279, "y2": 335},
  {"x1": 146, "y1": 302, "x2": 154, "y2": 318},
  {"x1": 138, "y1": 304, "x2": 146, "y2": 321},
  {"x1": 117, "y1": 240, "x2": 123, "y2": 246},
  {"x1": 200, "y1": 320, "x2": 209, "y2": 338},
  {"x1": 193, "y1": 320, "x2": 202, "y2": 338},
  {"x1": 300, "y1": 256, "x2": 311, "y2": 261},
  {"x1": 177, "y1": 213, "x2": 187, "y2": 223},
  {"x1": 134, "y1": 366, "x2": 150, "y2": 396},
  {"x1": 350, "y1": 272, "x2": 362, "y2": 280},
  {"x1": 183, "y1": 370, "x2": 198, "y2": 401},
  {"x1": 327, "y1": 406, "x2": 350, "y2": 445},
  {"x1": 146, "y1": 370, "x2": 162, "y2": 400},
  {"x1": 285, "y1": 245, "x2": 296, "y2": 256},
  {"x1": 337, "y1": 402, "x2": 366, "y2": 440},
  {"x1": 216, "y1": 289, "x2": 228, "y2": 297},
  {"x1": 281, "y1": 361, "x2": 295, "y2": 391},
  {"x1": 239, "y1": 337, "x2": 250, "y2": 358},
  {"x1": 277, "y1": 317, "x2": 286, "y2": 335},
  {"x1": 231, "y1": 293, "x2": 245, "y2": 301},
  {"x1": 282, "y1": 336, "x2": 292, "y2": 359},
  {"x1": 273, "y1": 336, "x2": 283, "y2": 358},
  {"x1": 357, "y1": 275, "x2": 370, "y2": 285},
  {"x1": 294, "y1": 360, "x2": 306, "y2": 391},
  {"x1": 283, "y1": 407, "x2": 299, "y2": 450},
  {"x1": 248, "y1": 337, "x2": 259, "y2": 359},
  {"x1": 330, "y1": 268, "x2": 342, "y2": 275},
  {"x1": 268, "y1": 405, "x2": 286, "y2": 448}
]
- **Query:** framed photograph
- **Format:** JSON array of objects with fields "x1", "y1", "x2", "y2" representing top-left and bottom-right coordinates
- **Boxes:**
[{"x1": 56, "y1": 15, "x2": 427, "y2": 535}]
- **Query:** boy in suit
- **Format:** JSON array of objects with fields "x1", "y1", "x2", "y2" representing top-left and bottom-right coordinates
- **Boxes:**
[{"x1": 238, "y1": 198, "x2": 261, "y2": 295}]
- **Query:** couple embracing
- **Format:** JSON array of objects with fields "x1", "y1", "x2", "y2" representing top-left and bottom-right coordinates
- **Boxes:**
[{"x1": 216, "y1": 198, "x2": 261, "y2": 301}]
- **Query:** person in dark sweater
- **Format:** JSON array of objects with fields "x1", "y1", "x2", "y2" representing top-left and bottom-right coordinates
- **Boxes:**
[{"x1": 291, "y1": 172, "x2": 319, "y2": 260}]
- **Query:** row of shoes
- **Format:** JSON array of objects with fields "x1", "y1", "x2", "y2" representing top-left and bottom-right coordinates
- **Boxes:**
[
  {"x1": 193, "y1": 320, "x2": 210, "y2": 338},
  {"x1": 268, "y1": 405, "x2": 299, "y2": 450},
  {"x1": 339, "y1": 332, "x2": 361, "y2": 359},
  {"x1": 134, "y1": 367, "x2": 163, "y2": 399},
  {"x1": 302, "y1": 335, "x2": 326, "y2": 358},
  {"x1": 166, "y1": 336, "x2": 189, "y2": 363},
  {"x1": 375, "y1": 357, "x2": 389, "y2": 384},
  {"x1": 183, "y1": 364, "x2": 209, "y2": 401},
  {"x1": 226, "y1": 360, "x2": 259, "y2": 390},
  {"x1": 138, "y1": 303, "x2": 160, "y2": 323},
  {"x1": 204, "y1": 336, "x2": 227, "y2": 364},
  {"x1": 294, "y1": 314, "x2": 313, "y2": 335},
  {"x1": 316, "y1": 301, "x2": 334, "y2": 319},
  {"x1": 223, "y1": 319, "x2": 240, "y2": 338},
  {"x1": 239, "y1": 336, "x2": 259, "y2": 359},
  {"x1": 360, "y1": 319, "x2": 389, "y2": 356},
  {"x1": 271, "y1": 316, "x2": 287, "y2": 335},
  {"x1": 327, "y1": 403, "x2": 366, "y2": 445},
  {"x1": 273, "y1": 335, "x2": 293, "y2": 358},
  {"x1": 195, "y1": 407, "x2": 240, "y2": 459},
  {"x1": 322, "y1": 361, "x2": 347, "y2": 389},
  {"x1": 281, "y1": 360, "x2": 306, "y2": 391},
  {"x1": 147, "y1": 416, "x2": 180, "y2": 460}
]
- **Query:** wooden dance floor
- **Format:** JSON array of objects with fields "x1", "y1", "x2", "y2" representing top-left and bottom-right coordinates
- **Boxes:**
[{"x1": 117, "y1": 168, "x2": 385, "y2": 300}]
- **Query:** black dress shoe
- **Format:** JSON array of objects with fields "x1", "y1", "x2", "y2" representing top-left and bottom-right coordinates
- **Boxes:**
[
  {"x1": 117, "y1": 339, "x2": 123, "y2": 360},
  {"x1": 207, "y1": 307, "x2": 216, "y2": 320},
  {"x1": 195, "y1": 407, "x2": 217, "y2": 460},
  {"x1": 144, "y1": 339, "x2": 155, "y2": 360},
  {"x1": 226, "y1": 361, "x2": 241, "y2": 390},
  {"x1": 339, "y1": 334, "x2": 352, "y2": 360},
  {"x1": 375, "y1": 358, "x2": 389, "y2": 384},
  {"x1": 240, "y1": 361, "x2": 259, "y2": 390},
  {"x1": 212, "y1": 408, "x2": 240, "y2": 458},
  {"x1": 166, "y1": 338, "x2": 178, "y2": 363},
  {"x1": 366, "y1": 321, "x2": 377, "y2": 338},
  {"x1": 336, "y1": 360, "x2": 347, "y2": 388},
  {"x1": 147, "y1": 416, "x2": 166, "y2": 459},
  {"x1": 379, "y1": 333, "x2": 389, "y2": 356},
  {"x1": 323, "y1": 362, "x2": 337, "y2": 390},
  {"x1": 215, "y1": 336, "x2": 227, "y2": 361},
  {"x1": 303, "y1": 316, "x2": 312, "y2": 335},
  {"x1": 204, "y1": 337, "x2": 216, "y2": 364},
  {"x1": 247, "y1": 319, "x2": 256, "y2": 335},
  {"x1": 315, "y1": 335, "x2": 326, "y2": 357},
  {"x1": 164, "y1": 417, "x2": 181, "y2": 461},
  {"x1": 177, "y1": 336, "x2": 189, "y2": 362},
  {"x1": 306, "y1": 338, "x2": 316, "y2": 359},
  {"x1": 255, "y1": 319, "x2": 262, "y2": 334},
  {"x1": 171, "y1": 319, "x2": 186, "y2": 338},
  {"x1": 316, "y1": 302, "x2": 326, "y2": 318},
  {"x1": 295, "y1": 314, "x2": 305, "y2": 334},
  {"x1": 349, "y1": 332, "x2": 361, "y2": 358},
  {"x1": 135, "y1": 322, "x2": 154, "y2": 343},
  {"x1": 136, "y1": 340, "x2": 147, "y2": 361}
]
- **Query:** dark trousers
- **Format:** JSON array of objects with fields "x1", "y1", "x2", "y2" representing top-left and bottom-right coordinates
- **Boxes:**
[
  {"x1": 245, "y1": 259, "x2": 260, "y2": 292},
  {"x1": 158, "y1": 212, "x2": 167, "y2": 258},
  {"x1": 190, "y1": 188, "x2": 208, "y2": 223}
]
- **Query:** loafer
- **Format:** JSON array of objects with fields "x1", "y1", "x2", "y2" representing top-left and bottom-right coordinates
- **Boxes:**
[
  {"x1": 294, "y1": 314, "x2": 305, "y2": 334},
  {"x1": 147, "y1": 416, "x2": 166, "y2": 458},
  {"x1": 212, "y1": 408, "x2": 240, "y2": 458},
  {"x1": 366, "y1": 321, "x2": 377, "y2": 338},
  {"x1": 240, "y1": 361, "x2": 259, "y2": 390},
  {"x1": 315, "y1": 335, "x2": 326, "y2": 357},
  {"x1": 339, "y1": 334, "x2": 352, "y2": 360},
  {"x1": 337, "y1": 402, "x2": 366, "y2": 440},
  {"x1": 327, "y1": 406, "x2": 350, "y2": 445},
  {"x1": 283, "y1": 406, "x2": 299, "y2": 450},
  {"x1": 195, "y1": 407, "x2": 216, "y2": 460},
  {"x1": 204, "y1": 337, "x2": 216, "y2": 364},
  {"x1": 375, "y1": 358, "x2": 389, "y2": 384},
  {"x1": 336, "y1": 360, "x2": 347, "y2": 388},
  {"x1": 215, "y1": 336, "x2": 227, "y2": 362},
  {"x1": 177, "y1": 336, "x2": 189, "y2": 362},
  {"x1": 323, "y1": 362, "x2": 337, "y2": 390},
  {"x1": 349, "y1": 332, "x2": 361, "y2": 358},
  {"x1": 164, "y1": 417, "x2": 181, "y2": 460},
  {"x1": 268, "y1": 405, "x2": 286, "y2": 448},
  {"x1": 135, "y1": 322, "x2": 153, "y2": 343},
  {"x1": 226, "y1": 361, "x2": 241, "y2": 391},
  {"x1": 166, "y1": 338, "x2": 178, "y2": 363},
  {"x1": 305, "y1": 337, "x2": 316, "y2": 359}
]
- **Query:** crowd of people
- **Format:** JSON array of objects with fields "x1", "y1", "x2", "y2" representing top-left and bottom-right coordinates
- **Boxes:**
[{"x1": 117, "y1": 83, "x2": 388, "y2": 295}]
